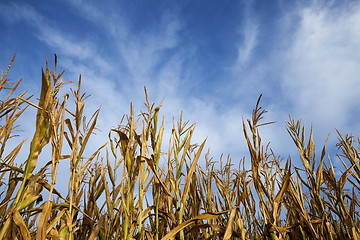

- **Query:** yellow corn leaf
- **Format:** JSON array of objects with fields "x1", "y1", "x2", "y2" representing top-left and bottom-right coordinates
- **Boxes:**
[
  {"x1": 88, "y1": 215, "x2": 105, "y2": 240},
  {"x1": 161, "y1": 210, "x2": 230, "y2": 240},
  {"x1": 36, "y1": 201, "x2": 52, "y2": 240},
  {"x1": 48, "y1": 228, "x2": 60, "y2": 239},
  {"x1": 46, "y1": 209, "x2": 66, "y2": 235},
  {"x1": 100, "y1": 163, "x2": 113, "y2": 219},
  {"x1": 273, "y1": 172, "x2": 291, "y2": 223},
  {"x1": 177, "y1": 130, "x2": 194, "y2": 180},
  {"x1": 223, "y1": 206, "x2": 237, "y2": 240},
  {"x1": 143, "y1": 156, "x2": 172, "y2": 197},
  {"x1": 79, "y1": 142, "x2": 107, "y2": 177},
  {"x1": 13, "y1": 210, "x2": 31, "y2": 239},
  {"x1": 153, "y1": 115, "x2": 165, "y2": 165},
  {"x1": 78, "y1": 110, "x2": 99, "y2": 158},
  {"x1": 75, "y1": 101, "x2": 84, "y2": 130},
  {"x1": 17, "y1": 194, "x2": 41, "y2": 211},
  {"x1": 179, "y1": 139, "x2": 206, "y2": 219},
  {"x1": 0, "y1": 218, "x2": 11, "y2": 239}
]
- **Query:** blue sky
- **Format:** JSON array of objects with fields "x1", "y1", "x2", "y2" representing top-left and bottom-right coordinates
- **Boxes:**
[{"x1": 1, "y1": 0, "x2": 360, "y2": 175}]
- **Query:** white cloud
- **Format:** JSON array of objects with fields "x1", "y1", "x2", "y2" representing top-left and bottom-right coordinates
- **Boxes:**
[
  {"x1": 235, "y1": 20, "x2": 258, "y2": 67},
  {"x1": 275, "y1": 2, "x2": 360, "y2": 161},
  {"x1": 114, "y1": 12, "x2": 182, "y2": 92},
  {"x1": 233, "y1": 0, "x2": 258, "y2": 70},
  {"x1": 0, "y1": 2, "x2": 112, "y2": 73},
  {"x1": 224, "y1": 1, "x2": 360, "y2": 162},
  {"x1": 0, "y1": 3, "x2": 39, "y2": 25},
  {"x1": 24, "y1": 1, "x2": 254, "y2": 167}
]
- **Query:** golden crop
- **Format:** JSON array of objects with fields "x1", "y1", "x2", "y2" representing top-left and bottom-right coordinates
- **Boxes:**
[{"x1": 0, "y1": 54, "x2": 359, "y2": 239}]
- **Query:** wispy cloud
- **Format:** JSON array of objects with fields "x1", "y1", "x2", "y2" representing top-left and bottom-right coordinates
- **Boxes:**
[
  {"x1": 0, "y1": 3, "x2": 39, "y2": 25},
  {"x1": 1, "y1": 2, "x2": 112, "y2": 72},
  {"x1": 282, "y1": 3, "x2": 360, "y2": 143},
  {"x1": 61, "y1": 1, "x2": 253, "y2": 162},
  {"x1": 233, "y1": 0, "x2": 258, "y2": 70}
]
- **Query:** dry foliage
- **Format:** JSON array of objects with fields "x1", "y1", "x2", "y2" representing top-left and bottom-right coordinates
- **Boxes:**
[{"x1": 0, "y1": 54, "x2": 359, "y2": 239}]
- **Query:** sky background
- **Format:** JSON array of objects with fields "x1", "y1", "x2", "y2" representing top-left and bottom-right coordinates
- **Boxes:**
[{"x1": 1, "y1": 0, "x2": 360, "y2": 187}]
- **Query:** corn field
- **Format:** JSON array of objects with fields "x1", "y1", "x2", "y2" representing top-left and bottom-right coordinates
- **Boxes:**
[{"x1": 0, "y1": 54, "x2": 360, "y2": 239}]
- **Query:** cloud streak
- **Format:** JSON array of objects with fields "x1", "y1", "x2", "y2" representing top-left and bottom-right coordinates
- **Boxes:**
[
  {"x1": 281, "y1": 3, "x2": 360, "y2": 146},
  {"x1": 234, "y1": 1, "x2": 258, "y2": 68}
]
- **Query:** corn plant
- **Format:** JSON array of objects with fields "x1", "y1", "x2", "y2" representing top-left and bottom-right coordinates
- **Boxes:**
[{"x1": 0, "y1": 54, "x2": 360, "y2": 239}]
